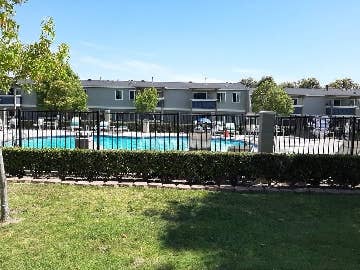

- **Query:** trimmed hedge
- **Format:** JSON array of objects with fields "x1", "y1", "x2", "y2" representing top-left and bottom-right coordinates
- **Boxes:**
[{"x1": 2, "y1": 148, "x2": 360, "y2": 187}]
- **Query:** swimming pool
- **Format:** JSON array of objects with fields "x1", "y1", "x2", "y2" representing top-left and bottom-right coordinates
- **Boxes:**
[{"x1": 18, "y1": 135, "x2": 247, "y2": 151}]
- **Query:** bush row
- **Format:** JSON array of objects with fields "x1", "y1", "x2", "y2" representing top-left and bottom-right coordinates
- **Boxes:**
[{"x1": 2, "y1": 148, "x2": 360, "y2": 187}]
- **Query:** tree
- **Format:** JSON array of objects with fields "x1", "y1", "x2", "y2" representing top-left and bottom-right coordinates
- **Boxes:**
[
  {"x1": 279, "y1": 81, "x2": 297, "y2": 88},
  {"x1": 0, "y1": 0, "x2": 77, "y2": 222},
  {"x1": 23, "y1": 18, "x2": 87, "y2": 111},
  {"x1": 239, "y1": 77, "x2": 257, "y2": 88},
  {"x1": 257, "y1": 76, "x2": 276, "y2": 86},
  {"x1": 328, "y1": 78, "x2": 359, "y2": 90},
  {"x1": 35, "y1": 66, "x2": 87, "y2": 111},
  {"x1": 251, "y1": 81, "x2": 294, "y2": 115},
  {"x1": 297, "y1": 77, "x2": 321, "y2": 89},
  {"x1": 134, "y1": 87, "x2": 158, "y2": 113}
]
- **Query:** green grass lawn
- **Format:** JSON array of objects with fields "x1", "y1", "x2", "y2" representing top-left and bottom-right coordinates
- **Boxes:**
[{"x1": 1, "y1": 183, "x2": 360, "y2": 270}]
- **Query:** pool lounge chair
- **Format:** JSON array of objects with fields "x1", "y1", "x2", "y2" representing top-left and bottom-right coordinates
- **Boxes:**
[{"x1": 70, "y1": 117, "x2": 80, "y2": 131}]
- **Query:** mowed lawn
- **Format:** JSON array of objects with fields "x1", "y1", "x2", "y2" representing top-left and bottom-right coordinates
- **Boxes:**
[{"x1": 1, "y1": 184, "x2": 360, "y2": 270}]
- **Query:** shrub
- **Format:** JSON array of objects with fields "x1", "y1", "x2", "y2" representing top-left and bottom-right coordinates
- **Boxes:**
[{"x1": 2, "y1": 148, "x2": 359, "y2": 187}]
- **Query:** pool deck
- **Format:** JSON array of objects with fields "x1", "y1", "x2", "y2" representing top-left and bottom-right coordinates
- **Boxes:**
[{"x1": 0, "y1": 128, "x2": 356, "y2": 154}]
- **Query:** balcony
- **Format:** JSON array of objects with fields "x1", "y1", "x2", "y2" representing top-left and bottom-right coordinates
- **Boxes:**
[
  {"x1": 0, "y1": 95, "x2": 22, "y2": 106},
  {"x1": 325, "y1": 106, "x2": 357, "y2": 116},
  {"x1": 191, "y1": 99, "x2": 217, "y2": 110},
  {"x1": 293, "y1": 105, "x2": 303, "y2": 115}
]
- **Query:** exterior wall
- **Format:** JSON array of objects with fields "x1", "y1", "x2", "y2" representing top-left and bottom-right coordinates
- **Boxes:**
[
  {"x1": 20, "y1": 91, "x2": 37, "y2": 109},
  {"x1": 87, "y1": 87, "x2": 136, "y2": 110},
  {"x1": 302, "y1": 96, "x2": 326, "y2": 115},
  {"x1": 163, "y1": 89, "x2": 191, "y2": 111},
  {"x1": 217, "y1": 91, "x2": 248, "y2": 112},
  {"x1": 12, "y1": 84, "x2": 249, "y2": 115}
]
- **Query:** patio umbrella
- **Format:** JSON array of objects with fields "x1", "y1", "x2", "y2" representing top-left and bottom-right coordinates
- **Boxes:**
[{"x1": 197, "y1": 117, "x2": 212, "y2": 124}]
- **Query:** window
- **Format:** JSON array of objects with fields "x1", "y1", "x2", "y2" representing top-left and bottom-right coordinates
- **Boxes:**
[
  {"x1": 193, "y1": 92, "x2": 207, "y2": 99},
  {"x1": 232, "y1": 92, "x2": 241, "y2": 103},
  {"x1": 292, "y1": 98, "x2": 298, "y2": 105},
  {"x1": 217, "y1": 92, "x2": 226, "y2": 103},
  {"x1": 333, "y1": 99, "x2": 341, "y2": 106},
  {"x1": 115, "y1": 90, "x2": 123, "y2": 100},
  {"x1": 129, "y1": 90, "x2": 136, "y2": 100}
]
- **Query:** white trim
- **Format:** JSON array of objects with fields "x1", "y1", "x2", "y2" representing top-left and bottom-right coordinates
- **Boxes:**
[
  {"x1": 114, "y1": 90, "x2": 123, "y2": 100},
  {"x1": 217, "y1": 109, "x2": 246, "y2": 113},
  {"x1": 325, "y1": 105, "x2": 357, "y2": 109},
  {"x1": 190, "y1": 99, "x2": 217, "y2": 101},
  {"x1": 129, "y1": 89, "x2": 136, "y2": 101},
  {"x1": 163, "y1": 107, "x2": 190, "y2": 111},
  {"x1": 192, "y1": 108, "x2": 216, "y2": 112},
  {"x1": 88, "y1": 106, "x2": 135, "y2": 110},
  {"x1": 217, "y1": 92, "x2": 226, "y2": 103}
]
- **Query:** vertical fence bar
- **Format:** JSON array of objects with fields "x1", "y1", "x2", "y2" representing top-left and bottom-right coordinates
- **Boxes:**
[
  {"x1": 176, "y1": 112, "x2": 180, "y2": 151},
  {"x1": 96, "y1": 110, "x2": 100, "y2": 150},
  {"x1": 17, "y1": 108, "x2": 22, "y2": 147},
  {"x1": 350, "y1": 116, "x2": 356, "y2": 155}
]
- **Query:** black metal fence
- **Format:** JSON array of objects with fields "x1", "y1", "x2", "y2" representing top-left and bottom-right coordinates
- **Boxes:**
[
  {"x1": 274, "y1": 116, "x2": 360, "y2": 155},
  {"x1": 0, "y1": 109, "x2": 359, "y2": 155}
]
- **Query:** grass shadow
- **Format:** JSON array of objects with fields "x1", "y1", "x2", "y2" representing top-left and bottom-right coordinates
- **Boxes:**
[{"x1": 151, "y1": 191, "x2": 360, "y2": 270}]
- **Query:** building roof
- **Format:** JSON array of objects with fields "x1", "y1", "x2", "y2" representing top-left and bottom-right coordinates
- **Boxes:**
[
  {"x1": 81, "y1": 80, "x2": 247, "y2": 91},
  {"x1": 249, "y1": 87, "x2": 360, "y2": 97}
]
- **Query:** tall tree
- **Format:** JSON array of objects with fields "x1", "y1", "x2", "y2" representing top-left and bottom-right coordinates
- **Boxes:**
[
  {"x1": 0, "y1": 0, "x2": 79, "y2": 222},
  {"x1": 257, "y1": 76, "x2": 276, "y2": 86},
  {"x1": 35, "y1": 66, "x2": 87, "y2": 111},
  {"x1": 23, "y1": 18, "x2": 87, "y2": 111},
  {"x1": 297, "y1": 77, "x2": 321, "y2": 89},
  {"x1": 279, "y1": 81, "x2": 297, "y2": 88},
  {"x1": 328, "y1": 78, "x2": 359, "y2": 90},
  {"x1": 251, "y1": 81, "x2": 294, "y2": 115},
  {"x1": 134, "y1": 87, "x2": 159, "y2": 113},
  {"x1": 239, "y1": 77, "x2": 258, "y2": 88}
]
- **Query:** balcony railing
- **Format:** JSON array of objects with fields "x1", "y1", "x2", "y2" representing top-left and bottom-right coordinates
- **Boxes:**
[
  {"x1": 325, "y1": 106, "x2": 357, "y2": 116},
  {"x1": 0, "y1": 95, "x2": 22, "y2": 106},
  {"x1": 191, "y1": 99, "x2": 217, "y2": 110},
  {"x1": 293, "y1": 105, "x2": 303, "y2": 115}
]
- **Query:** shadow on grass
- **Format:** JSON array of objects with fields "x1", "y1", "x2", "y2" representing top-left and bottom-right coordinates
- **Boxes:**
[{"x1": 145, "y1": 191, "x2": 360, "y2": 270}]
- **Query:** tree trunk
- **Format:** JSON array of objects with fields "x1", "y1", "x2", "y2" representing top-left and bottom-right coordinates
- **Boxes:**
[{"x1": 0, "y1": 148, "x2": 10, "y2": 222}]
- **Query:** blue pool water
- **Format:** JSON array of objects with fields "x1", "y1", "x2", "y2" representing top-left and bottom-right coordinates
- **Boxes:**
[{"x1": 18, "y1": 135, "x2": 247, "y2": 151}]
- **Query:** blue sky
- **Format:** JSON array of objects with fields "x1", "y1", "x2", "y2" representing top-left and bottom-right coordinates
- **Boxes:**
[{"x1": 15, "y1": 0, "x2": 360, "y2": 84}]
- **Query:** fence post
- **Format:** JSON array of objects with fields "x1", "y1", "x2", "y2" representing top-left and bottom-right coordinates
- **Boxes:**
[
  {"x1": 350, "y1": 116, "x2": 356, "y2": 155},
  {"x1": 96, "y1": 110, "x2": 100, "y2": 150},
  {"x1": 17, "y1": 108, "x2": 22, "y2": 147},
  {"x1": 177, "y1": 112, "x2": 180, "y2": 150},
  {"x1": 258, "y1": 111, "x2": 275, "y2": 153}
]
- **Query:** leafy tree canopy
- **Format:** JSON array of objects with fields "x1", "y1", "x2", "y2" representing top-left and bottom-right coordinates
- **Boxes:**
[
  {"x1": 134, "y1": 87, "x2": 158, "y2": 113},
  {"x1": 297, "y1": 77, "x2": 321, "y2": 89},
  {"x1": 257, "y1": 76, "x2": 276, "y2": 87},
  {"x1": 279, "y1": 81, "x2": 297, "y2": 88},
  {"x1": 328, "y1": 78, "x2": 359, "y2": 90},
  {"x1": 0, "y1": 0, "x2": 87, "y2": 110},
  {"x1": 239, "y1": 77, "x2": 258, "y2": 88},
  {"x1": 251, "y1": 81, "x2": 294, "y2": 115}
]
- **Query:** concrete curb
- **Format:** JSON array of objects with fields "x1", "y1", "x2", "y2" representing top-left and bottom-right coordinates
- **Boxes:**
[{"x1": 6, "y1": 177, "x2": 360, "y2": 195}]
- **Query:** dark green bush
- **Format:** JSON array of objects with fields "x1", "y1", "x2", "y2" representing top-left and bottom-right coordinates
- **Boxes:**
[{"x1": 2, "y1": 148, "x2": 359, "y2": 187}]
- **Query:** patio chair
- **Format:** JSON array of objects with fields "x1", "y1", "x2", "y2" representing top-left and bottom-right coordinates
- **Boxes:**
[
  {"x1": 70, "y1": 117, "x2": 80, "y2": 131},
  {"x1": 99, "y1": 121, "x2": 110, "y2": 131},
  {"x1": 225, "y1": 123, "x2": 236, "y2": 135}
]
